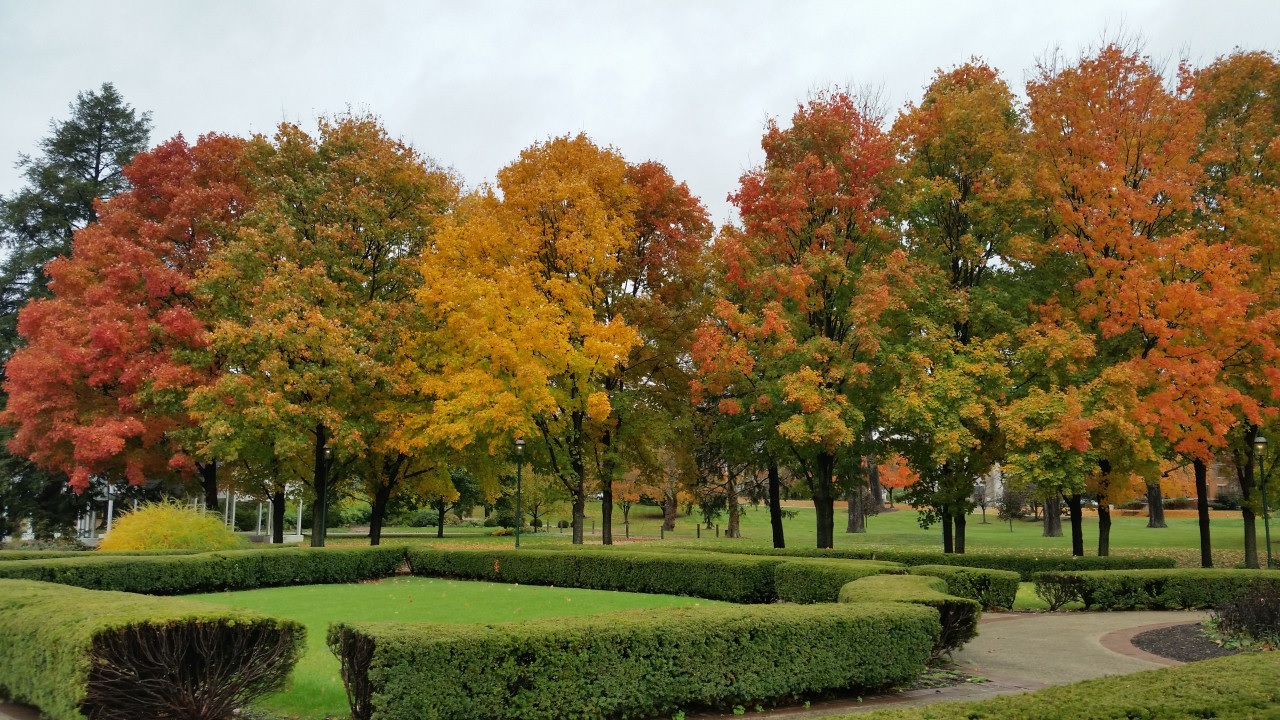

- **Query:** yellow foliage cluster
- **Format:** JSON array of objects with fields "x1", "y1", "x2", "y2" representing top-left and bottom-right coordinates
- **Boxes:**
[{"x1": 97, "y1": 500, "x2": 242, "y2": 551}]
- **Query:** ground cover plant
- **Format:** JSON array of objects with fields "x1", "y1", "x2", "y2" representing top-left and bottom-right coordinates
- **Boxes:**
[
  {"x1": 190, "y1": 576, "x2": 724, "y2": 719},
  {"x1": 843, "y1": 652, "x2": 1280, "y2": 719}
]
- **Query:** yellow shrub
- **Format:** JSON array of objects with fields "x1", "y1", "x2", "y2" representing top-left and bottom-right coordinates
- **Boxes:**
[{"x1": 98, "y1": 500, "x2": 243, "y2": 551}]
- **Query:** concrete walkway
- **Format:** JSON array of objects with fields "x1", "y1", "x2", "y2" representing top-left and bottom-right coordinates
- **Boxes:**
[
  {"x1": 0, "y1": 611, "x2": 1208, "y2": 720},
  {"x1": 693, "y1": 610, "x2": 1208, "y2": 718}
]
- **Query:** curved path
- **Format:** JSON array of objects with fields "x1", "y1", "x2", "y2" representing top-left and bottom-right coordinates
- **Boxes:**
[
  {"x1": 0, "y1": 611, "x2": 1209, "y2": 720},
  {"x1": 697, "y1": 610, "x2": 1208, "y2": 718}
]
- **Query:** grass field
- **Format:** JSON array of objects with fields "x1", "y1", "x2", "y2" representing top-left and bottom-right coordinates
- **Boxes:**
[
  {"x1": 327, "y1": 502, "x2": 1255, "y2": 567},
  {"x1": 190, "y1": 577, "x2": 722, "y2": 719}
]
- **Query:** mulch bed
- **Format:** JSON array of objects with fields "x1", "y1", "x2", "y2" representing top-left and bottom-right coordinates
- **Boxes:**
[{"x1": 1131, "y1": 622, "x2": 1242, "y2": 663}]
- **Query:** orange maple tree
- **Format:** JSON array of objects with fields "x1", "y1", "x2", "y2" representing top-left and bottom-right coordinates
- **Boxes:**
[
  {"x1": 3, "y1": 134, "x2": 249, "y2": 504},
  {"x1": 694, "y1": 91, "x2": 908, "y2": 549}
]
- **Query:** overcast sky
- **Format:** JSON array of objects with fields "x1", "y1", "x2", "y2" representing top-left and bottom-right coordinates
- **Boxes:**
[{"x1": 2, "y1": 1, "x2": 1278, "y2": 224}]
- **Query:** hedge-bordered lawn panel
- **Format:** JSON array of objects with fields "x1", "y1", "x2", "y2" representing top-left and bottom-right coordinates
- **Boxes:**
[
  {"x1": 192, "y1": 576, "x2": 722, "y2": 720},
  {"x1": 330, "y1": 602, "x2": 938, "y2": 720},
  {"x1": 0, "y1": 579, "x2": 303, "y2": 720}
]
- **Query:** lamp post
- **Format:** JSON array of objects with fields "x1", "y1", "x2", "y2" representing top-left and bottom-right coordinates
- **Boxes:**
[
  {"x1": 1256, "y1": 435, "x2": 1272, "y2": 569},
  {"x1": 514, "y1": 438, "x2": 525, "y2": 549}
]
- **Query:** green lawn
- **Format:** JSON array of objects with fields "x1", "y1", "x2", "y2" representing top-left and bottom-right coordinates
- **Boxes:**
[
  {"x1": 331, "y1": 503, "x2": 1254, "y2": 567},
  {"x1": 190, "y1": 577, "x2": 722, "y2": 719}
]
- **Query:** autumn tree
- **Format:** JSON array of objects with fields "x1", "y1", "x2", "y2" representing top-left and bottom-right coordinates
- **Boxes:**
[
  {"x1": 3, "y1": 134, "x2": 249, "y2": 507},
  {"x1": 592, "y1": 161, "x2": 713, "y2": 544},
  {"x1": 413, "y1": 134, "x2": 640, "y2": 545},
  {"x1": 890, "y1": 61, "x2": 1039, "y2": 553},
  {"x1": 1023, "y1": 43, "x2": 1272, "y2": 562},
  {"x1": 189, "y1": 115, "x2": 457, "y2": 547},
  {"x1": 1191, "y1": 50, "x2": 1280, "y2": 568},
  {"x1": 0, "y1": 83, "x2": 151, "y2": 536},
  {"x1": 697, "y1": 91, "x2": 907, "y2": 549}
]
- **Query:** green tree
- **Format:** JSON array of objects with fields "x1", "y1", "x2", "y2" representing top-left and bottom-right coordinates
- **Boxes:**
[{"x1": 889, "y1": 61, "x2": 1040, "y2": 553}]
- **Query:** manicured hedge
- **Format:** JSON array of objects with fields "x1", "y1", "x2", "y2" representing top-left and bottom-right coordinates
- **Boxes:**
[
  {"x1": 845, "y1": 652, "x2": 1280, "y2": 719},
  {"x1": 1033, "y1": 568, "x2": 1280, "y2": 610},
  {"x1": 684, "y1": 545, "x2": 1177, "y2": 580},
  {"x1": 773, "y1": 558, "x2": 906, "y2": 604},
  {"x1": 0, "y1": 546, "x2": 406, "y2": 594},
  {"x1": 839, "y1": 574, "x2": 980, "y2": 656},
  {"x1": 0, "y1": 548, "x2": 204, "y2": 562},
  {"x1": 908, "y1": 564, "x2": 1019, "y2": 610},
  {"x1": 329, "y1": 602, "x2": 938, "y2": 720},
  {"x1": 407, "y1": 547, "x2": 786, "y2": 602},
  {"x1": 0, "y1": 579, "x2": 304, "y2": 720}
]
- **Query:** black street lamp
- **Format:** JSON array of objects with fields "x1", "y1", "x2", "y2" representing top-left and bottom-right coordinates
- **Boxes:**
[
  {"x1": 514, "y1": 438, "x2": 525, "y2": 549},
  {"x1": 1256, "y1": 435, "x2": 1271, "y2": 569}
]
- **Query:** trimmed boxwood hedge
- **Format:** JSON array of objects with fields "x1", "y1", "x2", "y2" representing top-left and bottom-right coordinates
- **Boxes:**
[
  {"x1": 684, "y1": 545, "x2": 1177, "y2": 580},
  {"x1": 0, "y1": 579, "x2": 304, "y2": 720},
  {"x1": 1033, "y1": 568, "x2": 1280, "y2": 610},
  {"x1": 846, "y1": 652, "x2": 1280, "y2": 719},
  {"x1": 329, "y1": 602, "x2": 939, "y2": 720},
  {"x1": 773, "y1": 558, "x2": 906, "y2": 603},
  {"x1": 407, "y1": 547, "x2": 787, "y2": 602},
  {"x1": 0, "y1": 548, "x2": 207, "y2": 562},
  {"x1": 908, "y1": 564, "x2": 1019, "y2": 610},
  {"x1": 0, "y1": 546, "x2": 406, "y2": 594},
  {"x1": 838, "y1": 574, "x2": 980, "y2": 656}
]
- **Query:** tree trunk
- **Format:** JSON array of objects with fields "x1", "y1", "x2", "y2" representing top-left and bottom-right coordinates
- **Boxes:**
[
  {"x1": 1238, "y1": 440, "x2": 1260, "y2": 568},
  {"x1": 941, "y1": 506, "x2": 954, "y2": 553},
  {"x1": 813, "y1": 452, "x2": 836, "y2": 549},
  {"x1": 866, "y1": 453, "x2": 883, "y2": 510},
  {"x1": 1195, "y1": 458, "x2": 1213, "y2": 568},
  {"x1": 724, "y1": 471, "x2": 741, "y2": 538},
  {"x1": 369, "y1": 480, "x2": 393, "y2": 547},
  {"x1": 1042, "y1": 496, "x2": 1062, "y2": 537},
  {"x1": 601, "y1": 441, "x2": 616, "y2": 546},
  {"x1": 1146, "y1": 482, "x2": 1167, "y2": 528},
  {"x1": 662, "y1": 493, "x2": 677, "y2": 531},
  {"x1": 1097, "y1": 503, "x2": 1111, "y2": 557},
  {"x1": 198, "y1": 461, "x2": 218, "y2": 511},
  {"x1": 846, "y1": 486, "x2": 866, "y2": 533},
  {"x1": 270, "y1": 488, "x2": 285, "y2": 545},
  {"x1": 953, "y1": 510, "x2": 966, "y2": 554},
  {"x1": 768, "y1": 458, "x2": 785, "y2": 549},
  {"x1": 436, "y1": 501, "x2": 446, "y2": 539},
  {"x1": 1067, "y1": 493, "x2": 1084, "y2": 556},
  {"x1": 310, "y1": 424, "x2": 329, "y2": 548}
]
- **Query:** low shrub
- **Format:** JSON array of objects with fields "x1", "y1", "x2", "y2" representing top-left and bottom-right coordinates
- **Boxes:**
[
  {"x1": 97, "y1": 501, "x2": 242, "y2": 552},
  {"x1": 1212, "y1": 580, "x2": 1280, "y2": 646},
  {"x1": 1033, "y1": 569, "x2": 1280, "y2": 610},
  {"x1": 407, "y1": 547, "x2": 785, "y2": 603},
  {"x1": 1034, "y1": 572, "x2": 1087, "y2": 611},
  {"x1": 0, "y1": 579, "x2": 304, "y2": 720},
  {"x1": 1163, "y1": 496, "x2": 1194, "y2": 510},
  {"x1": 844, "y1": 652, "x2": 1280, "y2": 719},
  {"x1": 0, "y1": 546, "x2": 406, "y2": 594},
  {"x1": 838, "y1": 574, "x2": 980, "y2": 657},
  {"x1": 329, "y1": 602, "x2": 937, "y2": 720},
  {"x1": 684, "y1": 545, "x2": 1175, "y2": 581},
  {"x1": 908, "y1": 565, "x2": 1019, "y2": 610},
  {"x1": 773, "y1": 558, "x2": 905, "y2": 604}
]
